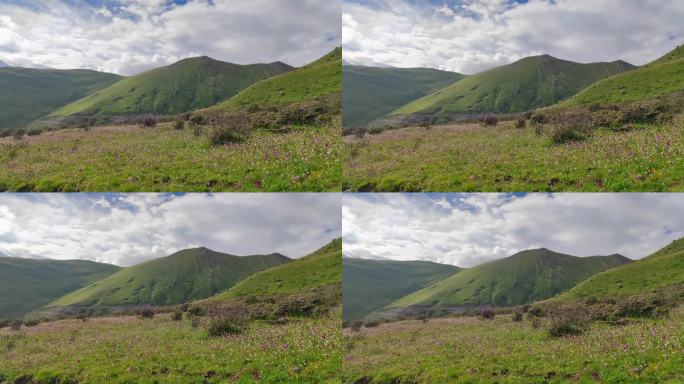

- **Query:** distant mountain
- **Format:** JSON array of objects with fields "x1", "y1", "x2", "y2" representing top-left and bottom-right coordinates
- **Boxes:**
[
  {"x1": 564, "y1": 45, "x2": 684, "y2": 106},
  {"x1": 342, "y1": 65, "x2": 464, "y2": 128},
  {"x1": 209, "y1": 47, "x2": 341, "y2": 111},
  {"x1": 562, "y1": 238, "x2": 684, "y2": 300},
  {"x1": 342, "y1": 258, "x2": 460, "y2": 321},
  {"x1": 0, "y1": 68, "x2": 122, "y2": 130},
  {"x1": 0, "y1": 60, "x2": 9, "y2": 67},
  {"x1": 385, "y1": 249, "x2": 631, "y2": 313},
  {"x1": 40, "y1": 248, "x2": 290, "y2": 316},
  {"x1": 51, "y1": 57, "x2": 294, "y2": 117},
  {"x1": 0, "y1": 258, "x2": 120, "y2": 319},
  {"x1": 393, "y1": 55, "x2": 634, "y2": 119},
  {"x1": 215, "y1": 238, "x2": 342, "y2": 300}
]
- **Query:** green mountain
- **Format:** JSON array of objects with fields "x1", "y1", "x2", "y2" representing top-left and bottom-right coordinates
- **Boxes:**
[
  {"x1": 216, "y1": 238, "x2": 342, "y2": 299},
  {"x1": 563, "y1": 238, "x2": 684, "y2": 300},
  {"x1": 0, "y1": 68, "x2": 121, "y2": 130},
  {"x1": 564, "y1": 45, "x2": 684, "y2": 106},
  {"x1": 42, "y1": 248, "x2": 290, "y2": 313},
  {"x1": 387, "y1": 249, "x2": 631, "y2": 311},
  {"x1": 0, "y1": 257, "x2": 120, "y2": 319},
  {"x1": 209, "y1": 48, "x2": 341, "y2": 111},
  {"x1": 342, "y1": 65, "x2": 464, "y2": 128},
  {"x1": 51, "y1": 57, "x2": 293, "y2": 117},
  {"x1": 342, "y1": 258, "x2": 460, "y2": 321},
  {"x1": 394, "y1": 55, "x2": 634, "y2": 118}
]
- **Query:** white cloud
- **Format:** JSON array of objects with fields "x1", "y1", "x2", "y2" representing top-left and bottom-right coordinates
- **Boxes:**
[
  {"x1": 343, "y1": 0, "x2": 684, "y2": 74},
  {"x1": 343, "y1": 193, "x2": 684, "y2": 267},
  {"x1": 0, "y1": 0, "x2": 341, "y2": 75},
  {"x1": 0, "y1": 193, "x2": 341, "y2": 266}
]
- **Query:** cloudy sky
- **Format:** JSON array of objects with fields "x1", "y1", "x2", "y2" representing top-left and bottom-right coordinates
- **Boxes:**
[
  {"x1": 343, "y1": 0, "x2": 684, "y2": 74},
  {"x1": 343, "y1": 193, "x2": 684, "y2": 267},
  {"x1": 0, "y1": 0, "x2": 341, "y2": 75},
  {"x1": 0, "y1": 193, "x2": 341, "y2": 266}
]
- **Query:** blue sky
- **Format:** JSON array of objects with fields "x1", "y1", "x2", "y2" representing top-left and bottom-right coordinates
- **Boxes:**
[
  {"x1": 0, "y1": 193, "x2": 341, "y2": 266},
  {"x1": 0, "y1": 0, "x2": 341, "y2": 75},
  {"x1": 343, "y1": 193, "x2": 684, "y2": 267},
  {"x1": 343, "y1": 0, "x2": 684, "y2": 73}
]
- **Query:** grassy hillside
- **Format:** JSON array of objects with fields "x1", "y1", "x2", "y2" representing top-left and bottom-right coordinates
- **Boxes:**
[
  {"x1": 564, "y1": 45, "x2": 684, "y2": 106},
  {"x1": 44, "y1": 248, "x2": 290, "y2": 313},
  {"x1": 51, "y1": 57, "x2": 293, "y2": 117},
  {"x1": 208, "y1": 48, "x2": 341, "y2": 111},
  {"x1": 394, "y1": 55, "x2": 634, "y2": 117},
  {"x1": 563, "y1": 238, "x2": 684, "y2": 300},
  {"x1": 342, "y1": 258, "x2": 460, "y2": 321},
  {"x1": 388, "y1": 249, "x2": 631, "y2": 311},
  {"x1": 0, "y1": 68, "x2": 121, "y2": 130},
  {"x1": 215, "y1": 238, "x2": 341, "y2": 300},
  {"x1": 0, "y1": 258, "x2": 120, "y2": 320},
  {"x1": 342, "y1": 66, "x2": 464, "y2": 128}
]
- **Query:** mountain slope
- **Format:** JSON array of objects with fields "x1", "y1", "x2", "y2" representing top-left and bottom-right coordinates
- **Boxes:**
[
  {"x1": 0, "y1": 258, "x2": 120, "y2": 319},
  {"x1": 342, "y1": 66, "x2": 464, "y2": 128},
  {"x1": 394, "y1": 55, "x2": 634, "y2": 117},
  {"x1": 0, "y1": 68, "x2": 121, "y2": 130},
  {"x1": 564, "y1": 45, "x2": 684, "y2": 106},
  {"x1": 209, "y1": 48, "x2": 341, "y2": 111},
  {"x1": 51, "y1": 57, "x2": 293, "y2": 117},
  {"x1": 342, "y1": 258, "x2": 460, "y2": 321},
  {"x1": 215, "y1": 238, "x2": 342, "y2": 299},
  {"x1": 388, "y1": 249, "x2": 631, "y2": 310},
  {"x1": 45, "y1": 248, "x2": 290, "y2": 311},
  {"x1": 563, "y1": 238, "x2": 684, "y2": 299}
]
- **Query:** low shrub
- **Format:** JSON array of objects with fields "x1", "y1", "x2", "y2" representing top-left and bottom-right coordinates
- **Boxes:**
[
  {"x1": 206, "y1": 305, "x2": 248, "y2": 337},
  {"x1": 511, "y1": 311, "x2": 523, "y2": 322},
  {"x1": 354, "y1": 128, "x2": 367, "y2": 139},
  {"x1": 13, "y1": 129, "x2": 25, "y2": 140},
  {"x1": 141, "y1": 114, "x2": 157, "y2": 128},
  {"x1": 188, "y1": 306, "x2": 205, "y2": 317},
  {"x1": 547, "y1": 305, "x2": 589, "y2": 337},
  {"x1": 550, "y1": 122, "x2": 588, "y2": 144},
  {"x1": 527, "y1": 306, "x2": 545, "y2": 318},
  {"x1": 482, "y1": 115, "x2": 498, "y2": 127},
  {"x1": 350, "y1": 321, "x2": 363, "y2": 332},
  {"x1": 138, "y1": 307, "x2": 155, "y2": 319},
  {"x1": 27, "y1": 128, "x2": 42, "y2": 136},
  {"x1": 207, "y1": 112, "x2": 251, "y2": 145},
  {"x1": 24, "y1": 319, "x2": 40, "y2": 327},
  {"x1": 479, "y1": 306, "x2": 495, "y2": 320},
  {"x1": 171, "y1": 309, "x2": 183, "y2": 321},
  {"x1": 10, "y1": 320, "x2": 23, "y2": 331}
]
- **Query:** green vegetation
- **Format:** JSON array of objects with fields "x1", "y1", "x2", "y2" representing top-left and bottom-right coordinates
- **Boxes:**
[
  {"x1": 565, "y1": 45, "x2": 684, "y2": 106},
  {"x1": 0, "y1": 258, "x2": 120, "y2": 320},
  {"x1": 342, "y1": 65, "x2": 463, "y2": 129},
  {"x1": 0, "y1": 306, "x2": 341, "y2": 383},
  {"x1": 343, "y1": 306, "x2": 684, "y2": 383},
  {"x1": 51, "y1": 57, "x2": 292, "y2": 117},
  {"x1": 394, "y1": 55, "x2": 634, "y2": 118},
  {"x1": 342, "y1": 258, "x2": 459, "y2": 321},
  {"x1": 0, "y1": 68, "x2": 121, "y2": 131},
  {"x1": 217, "y1": 238, "x2": 341, "y2": 299},
  {"x1": 40, "y1": 248, "x2": 290, "y2": 317},
  {"x1": 209, "y1": 48, "x2": 341, "y2": 111},
  {"x1": 386, "y1": 249, "x2": 630, "y2": 313},
  {"x1": 563, "y1": 238, "x2": 684, "y2": 300}
]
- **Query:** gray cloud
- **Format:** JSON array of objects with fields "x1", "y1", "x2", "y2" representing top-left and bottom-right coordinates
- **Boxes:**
[
  {"x1": 0, "y1": 193, "x2": 341, "y2": 266},
  {"x1": 343, "y1": 0, "x2": 684, "y2": 74},
  {"x1": 343, "y1": 193, "x2": 684, "y2": 267},
  {"x1": 0, "y1": 0, "x2": 341, "y2": 75}
]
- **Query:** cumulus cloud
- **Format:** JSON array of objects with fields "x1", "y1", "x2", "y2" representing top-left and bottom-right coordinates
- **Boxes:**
[
  {"x1": 0, "y1": 0, "x2": 341, "y2": 75},
  {"x1": 343, "y1": 0, "x2": 684, "y2": 74},
  {"x1": 0, "y1": 193, "x2": 341, "y2": 266},
  {"x1": 343, "y1": 193, "x2": 684, "y2": 267}
]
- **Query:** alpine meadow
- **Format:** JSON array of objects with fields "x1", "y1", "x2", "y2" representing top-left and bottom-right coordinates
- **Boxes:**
[
  {"x1": 0, "y1": 1, "x2": 342, "y2": 192},
  {"x1": 342, "y1": 0, "x2": 684, "y2": 192}
]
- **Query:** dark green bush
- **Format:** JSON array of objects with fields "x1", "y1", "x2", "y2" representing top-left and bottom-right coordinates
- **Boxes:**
[
  {"x1": 138, "y1": 307, "x2": 155, "y2": 318},
  {"x1": 547, "y1": 305, "x2": 589, "y2": 337},
  {"x1": 479, "y1": 306, "x2": 495, "y2": 320}
]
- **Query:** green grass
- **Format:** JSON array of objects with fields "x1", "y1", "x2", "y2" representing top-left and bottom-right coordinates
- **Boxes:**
[
  {"x1": 564, "y1": 45, "x2": 684, "y2": 106},
  {"x1": 0, "y1": 68, "x2": 121, "y2": 130},
  {"x1": 42, "y1": 249, "x2": 290, "y2": 316},
  {"x1": 0, "y1": 307, "x2": 341, "y2": 383},
  {"x1": 52, "y1": 57, "x2": 292, "y2": 117},
  {"x1": 210, "y1": 48, "x2": 341, "y2": 111},
  {"x1": 217, "y1": 239, "x2": 342, "y2": 299},
  {"x1": 343, "y1": 306, "x2": 684, "y2": 383},
  {"x1": 342, "y1": 66, "x2": 463, "y2": 129},
  {"x1": 0, "y1": 258, "x2": 120, "y2": 320},
  {"x1": 343, "y1": 117, "x2": 684, "y2": 192},
  {"x1": 388, "y1": 249, "x2": 630, "y2": 310},
  {"x1": 563, "y1": 238, "x2": 684, "y2": 300},
  {"x1": 394, "y1": 55, "x2": 634, "y2": 117},
  {"x1": 0, "y1": 119, "x2": 342, "y2": 192},
  {"x1": 342, "y1": 258, "x2": 459, "y2": 321}
]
